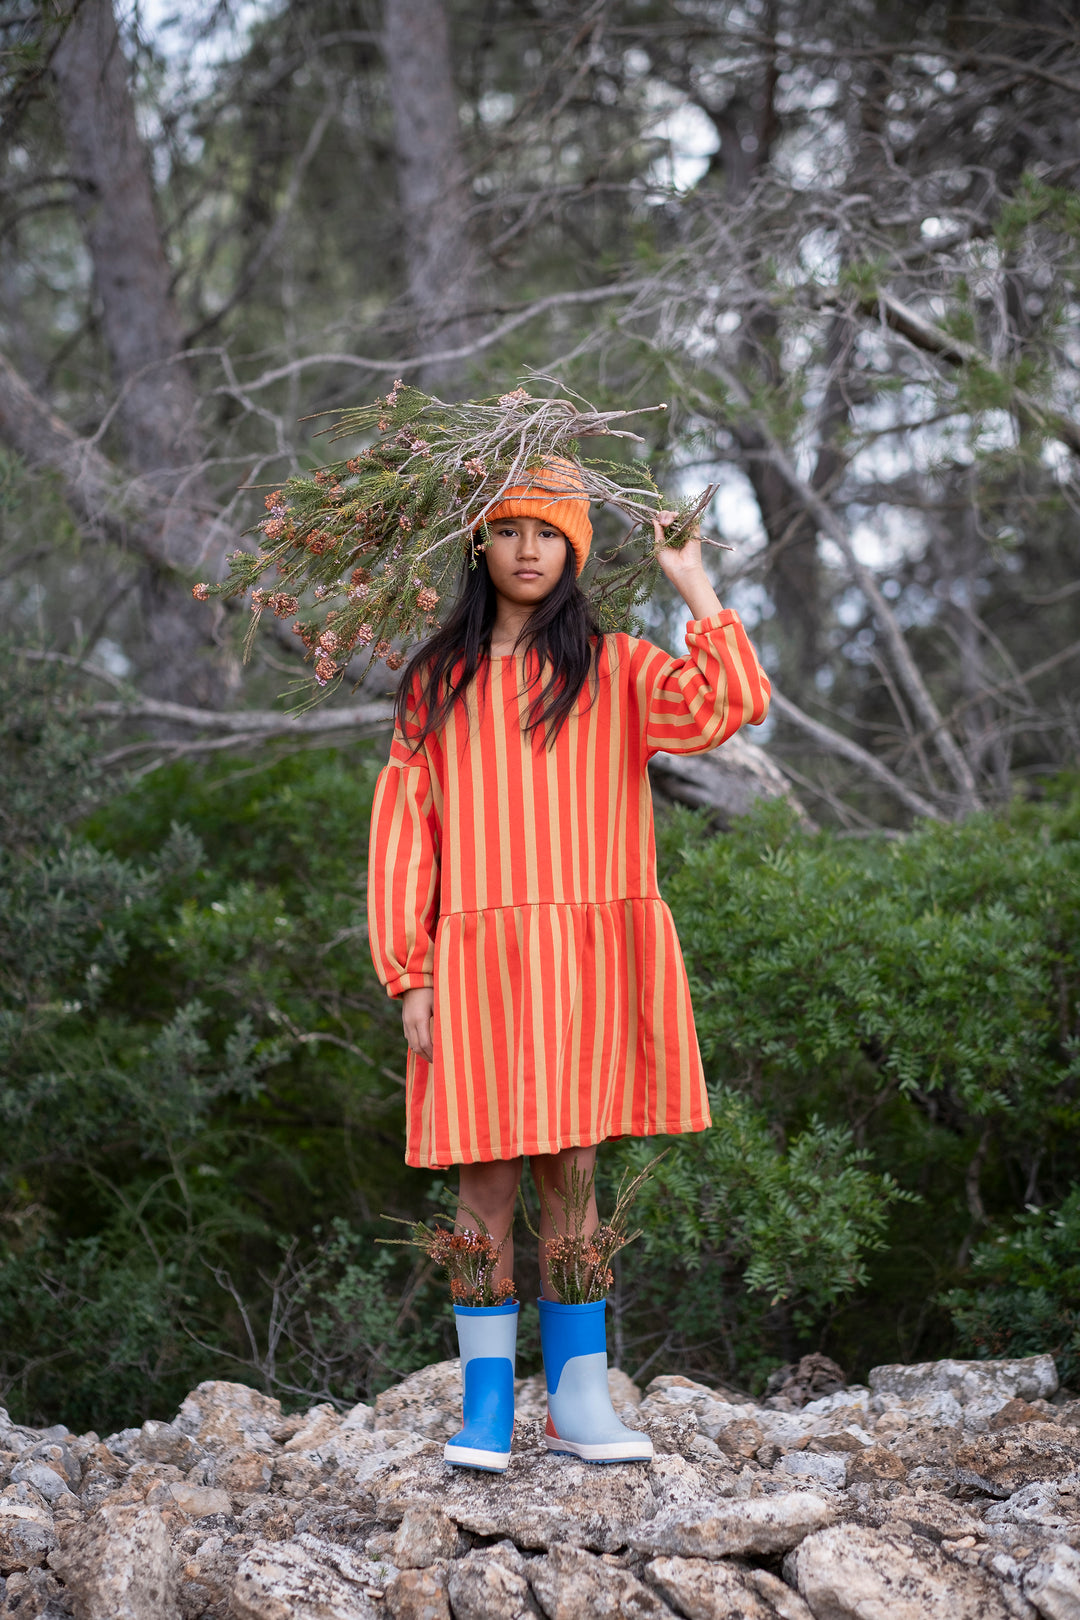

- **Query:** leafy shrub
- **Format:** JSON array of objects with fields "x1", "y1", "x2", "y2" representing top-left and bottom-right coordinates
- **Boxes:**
[
  {"x1": 0, "y1": 648, "x2": 431, "y2": 1430},
  {"x1": 942, "y1": 1187, "x2": 1080, "y2": 1386},
  {"x1": 4, "y1": 641, "x2": 1080, "y2": 1428},
  {"x1": 609, "y1": 1088, "x2": 914, "y2": 1389}
]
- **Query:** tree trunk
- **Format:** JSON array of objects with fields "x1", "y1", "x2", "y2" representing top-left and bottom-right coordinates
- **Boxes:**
[
  {"x1": 52, "y1": 0, "x2": 201, "y2": 495},
  {"x1": 382, "y1": 0, "x2": 481, "y2": 383},
  {"x1": 51, "y1": 0, "x2": 224, "y2": 701}
]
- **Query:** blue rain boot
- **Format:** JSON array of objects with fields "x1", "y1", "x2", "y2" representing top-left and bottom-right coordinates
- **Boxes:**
[
  {"x1": 443, "y1": 1301, "x2": 519, "y2": 1472},
  {"x1": 537, "y1": 1297, "x2": 653, "y2": 1463}
]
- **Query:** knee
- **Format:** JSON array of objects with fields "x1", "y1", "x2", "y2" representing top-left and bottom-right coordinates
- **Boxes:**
[{"x1": 460, "y1": 1159, "x2": 522, "y2": 1219}]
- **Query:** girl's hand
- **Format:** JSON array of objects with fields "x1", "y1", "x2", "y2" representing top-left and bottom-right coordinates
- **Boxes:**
[
  {"x1": 653, "y1": 511, "x2": 723, "y2": 620},
  {"x1": 402, "y1": 986, "x2": 435, "y2": 1062}
]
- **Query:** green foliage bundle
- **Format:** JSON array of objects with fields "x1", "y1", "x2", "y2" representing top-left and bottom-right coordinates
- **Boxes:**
[
  {"x1": 196, "y1": 384, "x2": 702, "y2": 697},
  {"x1": 521, "y1": 1158, "x2": 657, "y2": 1305}
]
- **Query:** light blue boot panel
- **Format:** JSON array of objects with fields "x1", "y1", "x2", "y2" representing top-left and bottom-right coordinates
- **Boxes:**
[
  {"x1": 548, "y1": 1351, "x2": 643, "y2": 1445},
  {"x1": 538, "y1": 1298, "x2": 653, "y2": 1463}
]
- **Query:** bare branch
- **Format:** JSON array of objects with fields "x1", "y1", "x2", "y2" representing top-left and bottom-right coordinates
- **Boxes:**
[
  {"x1": 708, "y1": 358, "x2": 983, "y2": 814},
  {"x1": 82, "y1": 696, "x2": 395, "y2": 736},
  {"x1": 216, "y1": 281, "x2": 655, "y2": 396},
  {"x1": 769, "y1": 691, "x2": 946, "y2": 823},
  {"x1": 860, "y1": 290, "x2": 1080, "y2": 458}
]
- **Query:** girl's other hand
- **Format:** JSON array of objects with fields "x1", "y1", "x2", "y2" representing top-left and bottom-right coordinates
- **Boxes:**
[
  {"x1": 653, "y1": 511, "x2": 723, "y2": 619},
  {"x1": 653, "y1": 510, "x2": 704, "y2": 580},
  {"x1": 402, "y1": 986, "x2": 435, "y2": 1061}
]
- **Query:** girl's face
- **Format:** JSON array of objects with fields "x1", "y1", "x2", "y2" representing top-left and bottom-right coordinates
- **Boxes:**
[{"x1": 484, "y1": 516, "x2": 570, "y2": 607}]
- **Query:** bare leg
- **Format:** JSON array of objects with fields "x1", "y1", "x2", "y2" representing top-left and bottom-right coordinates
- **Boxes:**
[
  {"x1": 457, "y1": 1158, "x2": 523, "y2": 1287},
  {"x1": 530, "y1": 1143, "x2": 599, "y2": 1299}
]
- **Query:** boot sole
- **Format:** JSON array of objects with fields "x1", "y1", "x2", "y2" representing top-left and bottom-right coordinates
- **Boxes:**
[
  {"x1": 443, "y1": 1443, "x2": 511, "y2": 1472},
  {"x1": 543, "y1": 1433, "x2": 654, "y2": 1463}
]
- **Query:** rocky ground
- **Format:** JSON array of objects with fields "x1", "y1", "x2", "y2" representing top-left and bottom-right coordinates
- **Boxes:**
[{"x1": 2, "y1": 1351, "x2": 1080, "y2": 1619}]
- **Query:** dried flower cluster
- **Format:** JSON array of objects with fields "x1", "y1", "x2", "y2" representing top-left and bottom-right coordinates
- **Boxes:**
[
  {"x1": 192, "y1": 384, "x2": 706, "y2": 699},
  {"x1": 522, "y1": 1157, "x2": 661, "y2": 1305},
  {"x1": 380, "y1": 1209, "x2": 516, "y2": 1308}
]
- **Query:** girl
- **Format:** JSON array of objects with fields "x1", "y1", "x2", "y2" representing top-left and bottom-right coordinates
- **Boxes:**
[{"x1": 368, "y1": 459, "x2": 770, "y2": 1471}]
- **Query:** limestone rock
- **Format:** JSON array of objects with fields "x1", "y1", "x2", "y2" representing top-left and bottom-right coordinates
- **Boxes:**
[
  {"x1": 0, "y1": 1498, "x2": 57, "y2": 1572},
  {"x1": 529, "y1": 1543, "x2": 674, "y2": 1618},
  {"x1": 713, "y1": 1416, "x2": 765, "y2": 1460},
  {"x1": 375, "y1": 1445, "x2": 656, "y2": 1553},
  {"x1": 646, "y1": 1456, "x2": 724, "y2": 1515},
  {"x1": 284, "y1": 1405, "x2": 342, "y2": 1454},
  {"x1": 846, "y1": 1444, "x2": 908, "y2": 1484},
  {"x1": 446, "y1": 1542, "x2": 540, "y2": 1620},
  {"x1": 637, "y1": 1378, "x2": 755, "y2": 1448},
  {"x1": 794, "y1": 1523, "x2": 1014, "y2": 1620},
  {"x1": 391, "y1": 1505, "x2": 462, "y2": 1568},
  {"x1": 514, "y1": 1373, "x2": 550, "y2": 1426},
  {"x1": 989, "y1": 1400, "x2": 1055, "y2": 1431},
  {"x1": 629, "y1": 1493, "x2": 835, "y2": 1558},
  {"x1": 384, "y1": 1564, "x2": 451, "y2": 1620},
  {"x1": 173, "y1": 1381, "x2": 282, "y2": 1455},
  {"x1": 1023, "y1": 1543, "x2": 1080, "y2": 1620},
  {"x1": 645, "y1": 1554, "x2": 791, "y2": 1619},
  {"x1": 216, "y1": 1448, "x2": 274, "y2": 1493},
  {"x1": 953, "y1": 1426, "x2": 1080, "y2": 1496},
  {"x1": 869, "y1": 1357, "x2": 1059, "y2": 1409},
  {"x1": 776, "y1": 1451, "x2": 847, "y2": 1489},
  {"x1": 857, "y1": 1495, "x2": 988, "y2": 1543},
  {"x1": 765, "y1": 1354, "x2": 849, "y2": 1410},
  {"x1": 232, "y1": 1534, "x2": 384, "y2": 1620},
  {"x1": 18, "y1": 1440, "x2": 81, "y2": 1492},
  {"x1": 152, "y1": 1482, "x2": 232, "y2": 1519},
  {"x1": 748, "y1": 1568, "x2": 818, "y2": 1620},
  {"x1": 373, "y1": 1362, "x2": 462, "y2": 1440},
  {"x1": 8, "y1": 1463, "x2": 68, "y2": 1506},
  {"x1": 15, "y1": 1352, "x2": 1080, "y2": 1620},
  {"x1": 986, "y1": 1482, "x2": 1080, "y2": 1533},
  {"x1": 134, "y1": 1420, "x2": 203, "y2": 1471},
  {"x1": 54, "y1": 1502, "x2": 180, "y2": 1620},
  {"x1": 283, "y1": 1402, "x2": 388, "y2": 1473}
]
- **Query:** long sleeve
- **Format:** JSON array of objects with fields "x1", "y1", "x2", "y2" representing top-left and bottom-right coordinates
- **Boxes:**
[
  {"x1": 641, "y1": 608, "x2": 771, "y2": 758},
  {"x1": 367, "y1": 730, "x2": 441, "y2": 999}
]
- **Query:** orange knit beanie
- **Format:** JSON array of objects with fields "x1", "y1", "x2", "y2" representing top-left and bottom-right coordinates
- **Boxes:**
[{"x1": 481, "y1": 456, "x2": 593, "y2": 575}]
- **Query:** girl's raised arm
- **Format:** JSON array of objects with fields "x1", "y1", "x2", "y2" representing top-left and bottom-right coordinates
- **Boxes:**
[{"x1": 638, "y1": 517, "x2": 771, "y2": 757}]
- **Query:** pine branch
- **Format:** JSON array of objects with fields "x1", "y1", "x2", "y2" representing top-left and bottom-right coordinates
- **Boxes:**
[{"x1": 194, "y1": 382, "x2": 701, "y2": 700}]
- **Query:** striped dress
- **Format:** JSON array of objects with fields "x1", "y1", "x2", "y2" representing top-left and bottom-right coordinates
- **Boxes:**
[{"x1": 368, "y1": 609, "x2": 770, "y2": 1168}]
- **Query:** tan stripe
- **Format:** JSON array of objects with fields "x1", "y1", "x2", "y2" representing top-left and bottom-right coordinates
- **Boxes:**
[
  {"x1": 519, "y1": 671, "x2": 541, "y2": 899},
  {"x1": 527, "y1": 905, "x2": 550, "y2": 1149},
  {"x1": 491, "y1": 662, "x2": 514, "y2": 904}
]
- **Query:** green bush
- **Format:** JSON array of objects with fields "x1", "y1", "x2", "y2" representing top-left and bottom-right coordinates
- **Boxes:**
[
  {"x1": 654, "y1": 791, "x2": 1080, "y2": 1376},
  {"x1": 3, "y1": 641, "x2": 1080, "y2": 1428},
  {"x1": 610, "y1": 1087, "x2": 915, "y2": 1389},
  {"x1": 0, "y1": 648, "x2": 441, "y2": 1430},
  {"x1": 942, "y1": 1187, "x2": 1080, "y2": 1386}
]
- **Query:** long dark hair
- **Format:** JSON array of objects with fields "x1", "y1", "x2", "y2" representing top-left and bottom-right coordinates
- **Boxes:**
[{"x1": 395, "y1": 541, "x2": 602, "y2": 749}]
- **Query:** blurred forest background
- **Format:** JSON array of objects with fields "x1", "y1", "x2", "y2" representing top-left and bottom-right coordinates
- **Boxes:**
[{"x1": 1, "y1": 0, "x2": 1079, "y2": 1431}]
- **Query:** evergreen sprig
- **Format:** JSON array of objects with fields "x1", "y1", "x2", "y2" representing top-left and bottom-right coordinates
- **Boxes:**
[{"x1": 194, "y1": 384, "x2": 706, "y2": 697}]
